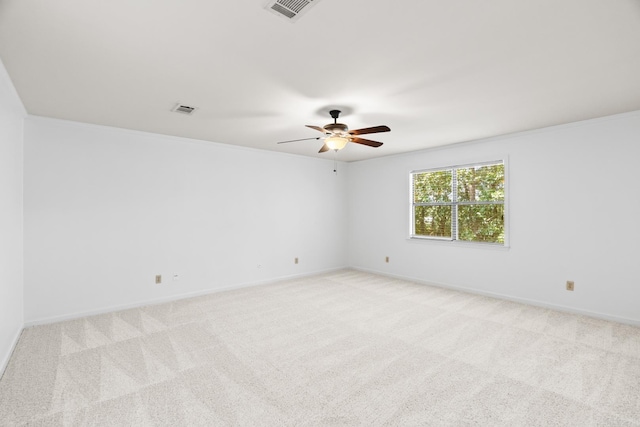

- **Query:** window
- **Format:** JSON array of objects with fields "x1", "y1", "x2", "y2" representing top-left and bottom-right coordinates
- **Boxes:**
[{"x1": 411, "y1": 161, "x2": 505, "y2": 244}]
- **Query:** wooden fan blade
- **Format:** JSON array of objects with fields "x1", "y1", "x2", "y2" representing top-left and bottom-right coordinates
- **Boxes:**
[
  {"x1": 350, "y1": 137, "x2": 383, "y2": 148},
  {"x1": 306, "y1": 125, "x2": 328, "y2": 134},
  {"x1": 349, "y1": 125, "x2": 390, "y2": 136},
  {"x1": 277, "y1": 137, "x2": 321, "y2": 144},
  {"x1": 318, "y1": 143, "x2": 330, "y2": 153}
]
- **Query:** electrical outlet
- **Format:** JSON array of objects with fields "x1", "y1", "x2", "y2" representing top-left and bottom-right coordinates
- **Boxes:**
[
  {"x1": 173, "y1": 274, "x2": 179, "y2": 282},
  {"x1": 385, "y1": 256, "x2": 389, "y2": 263},
  {"x1": 295, "y1": 257, "x2": 298, "y2": 264},
  {"x1": 155, "y1": 275, "x2": 162, "y2": 284},
  {"x1": 566, "y1": 280, "x2": 574, "y2": 291}
]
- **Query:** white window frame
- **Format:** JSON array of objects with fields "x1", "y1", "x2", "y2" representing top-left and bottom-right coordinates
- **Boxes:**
[{"x1": 409, "y1": 159, "x2": 509, "y2": 247}]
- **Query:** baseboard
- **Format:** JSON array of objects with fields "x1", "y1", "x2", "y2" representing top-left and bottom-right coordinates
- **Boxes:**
[
  {"x1": 24, "y1": 267, "x2": 348, "y2": 327},
  {"x1": 352, "y1": 267, "x2": 640, "y2": 327},
  {"x1": 25, "y1": 265, "x2": 637, "y2": 329},
  {"x1": 0, "y1": 327, "x2": 23, "y2": 381}
]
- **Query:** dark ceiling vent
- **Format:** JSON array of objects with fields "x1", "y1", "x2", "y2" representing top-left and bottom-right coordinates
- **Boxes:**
[
  {"x1": 172, "y1": 104, "x2": 197, "y2": 115},
  {"x1": 265, "y1": 0, "x2": 322, "y2": 22}
]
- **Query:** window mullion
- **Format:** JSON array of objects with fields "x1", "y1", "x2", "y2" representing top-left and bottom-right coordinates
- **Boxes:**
[
  {"x1": 452, "y1": 169, "x2": 458, "y2": 241},
  {"x1": 457, "y1": 201, "x2": 504, "y2": 206}
]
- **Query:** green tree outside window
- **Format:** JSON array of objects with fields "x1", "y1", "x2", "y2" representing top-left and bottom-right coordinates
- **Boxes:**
[{"x1": 412, "y1": 162, "x2": 505, "y2": 244}]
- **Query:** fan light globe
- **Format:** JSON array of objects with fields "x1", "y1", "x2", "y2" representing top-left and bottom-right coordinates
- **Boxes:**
[{"x1": 325, "y1": 136, "x2": 349, "y2": 150}]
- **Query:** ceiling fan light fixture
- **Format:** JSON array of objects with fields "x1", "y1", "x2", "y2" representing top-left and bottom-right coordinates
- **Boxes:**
[
  {"x1": 325, "y1": 136, "x2": 349, "y2": 150},
  {"x1": 277, "y1": 110, "x2": 389, "y2": 153}
]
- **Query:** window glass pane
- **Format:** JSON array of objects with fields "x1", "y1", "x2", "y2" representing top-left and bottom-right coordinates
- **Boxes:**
[
  {"x1": 457, "y1": 163, "x2": 504, "y2": 202},
  {"x1": 414, "y1": 205, "x2": 452, "y2": 238},
  {"x1": 458, "y1": 204, "x2": 504, "y2": 243},
  {"x1": 413, "y1": 170, "x2": 452, "y2": 203}
]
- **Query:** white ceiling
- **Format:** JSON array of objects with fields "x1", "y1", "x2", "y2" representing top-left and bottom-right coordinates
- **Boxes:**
[{"x1": 1, "y1": 0, "x2": 640, "y2": 162}]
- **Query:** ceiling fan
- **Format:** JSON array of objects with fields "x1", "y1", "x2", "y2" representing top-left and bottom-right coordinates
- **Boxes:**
[{"x1": 277, "y1": 110, "x2": 390, "y2": 153}]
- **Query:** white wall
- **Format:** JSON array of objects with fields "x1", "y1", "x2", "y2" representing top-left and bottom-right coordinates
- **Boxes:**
[
  {"x1": 24, "y1": 117, "x2": 349, "y2": 324},
  {"x1": 349, "y1": 111, "x2": 640, "y2": 324},
  {"x1": 0, "y1": 59, "x2": 25, "y2": 374},
  {"x1": 19, "y1": 103, "x2": 640, "y2": 326}
]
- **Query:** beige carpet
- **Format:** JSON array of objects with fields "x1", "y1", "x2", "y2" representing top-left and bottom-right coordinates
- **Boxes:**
[{"x1": 1, "y1": 270, "x2": 639, "y2": 426}]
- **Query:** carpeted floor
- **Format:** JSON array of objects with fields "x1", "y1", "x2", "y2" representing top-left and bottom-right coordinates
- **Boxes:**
[{"x1": 1, "y1": 270, "x2": 639, "y2": 426}]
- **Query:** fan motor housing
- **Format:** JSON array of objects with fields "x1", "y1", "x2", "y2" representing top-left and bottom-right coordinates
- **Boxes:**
[{"x1": 324, "y1": 123, "x2": 349, "y2": 133}]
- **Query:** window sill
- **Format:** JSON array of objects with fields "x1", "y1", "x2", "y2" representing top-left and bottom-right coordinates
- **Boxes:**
[{"x1": 407, "y1": 236, "x2": 510, "y2": 250}]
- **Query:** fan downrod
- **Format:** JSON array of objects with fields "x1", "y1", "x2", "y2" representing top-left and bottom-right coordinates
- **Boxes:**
[{"x1": 329, "y1": 110, "x2": 341, "y2": 123}]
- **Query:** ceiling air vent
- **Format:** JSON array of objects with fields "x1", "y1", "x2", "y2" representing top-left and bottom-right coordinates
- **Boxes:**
[
  {"x1": 172, "y1": 104, "x2": 197, "y2": 115},
  {"x1": 265, "y1": 0, "x2": 322, "y2": 22}
]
